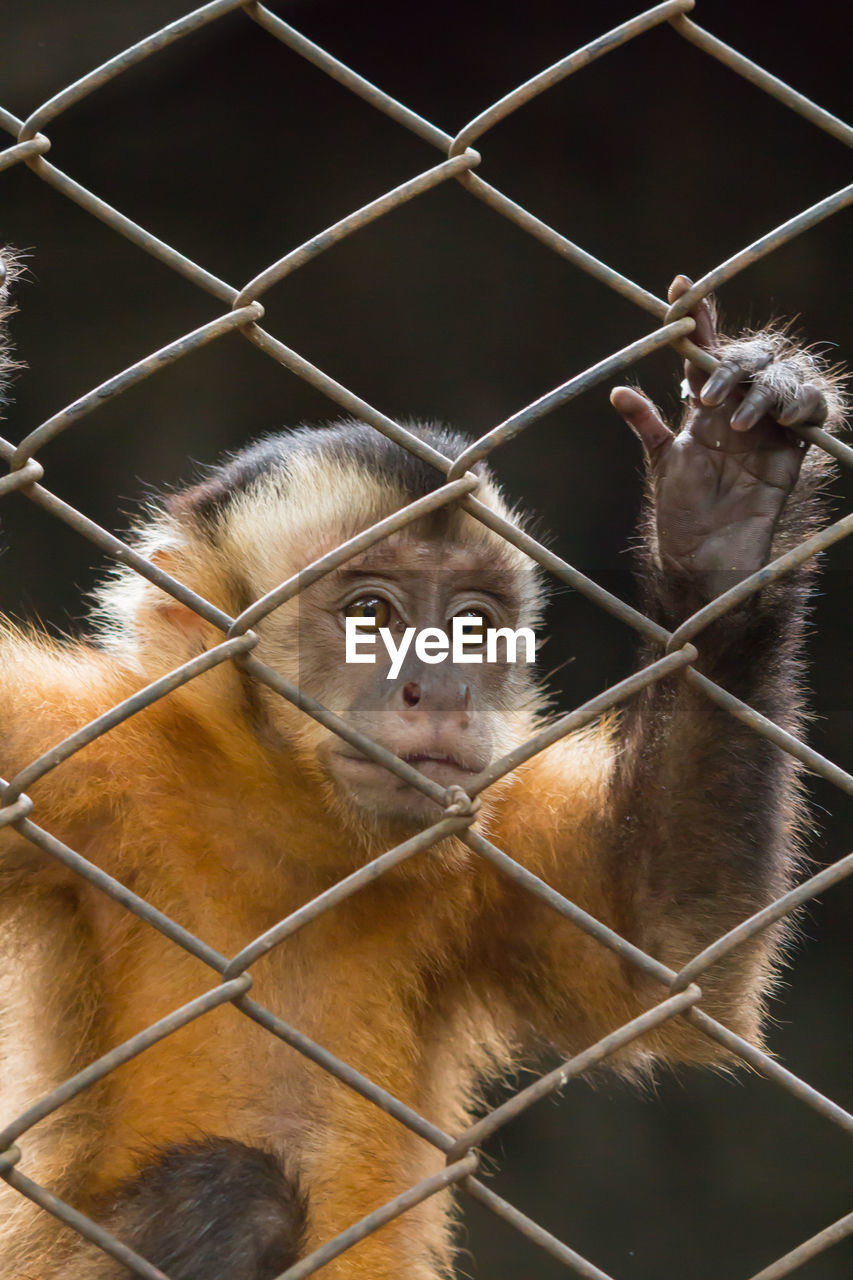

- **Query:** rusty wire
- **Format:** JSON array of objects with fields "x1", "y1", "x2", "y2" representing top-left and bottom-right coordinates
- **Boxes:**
[{"x1": 0, "y1": 1, "x2": 851, "y2": 1276}]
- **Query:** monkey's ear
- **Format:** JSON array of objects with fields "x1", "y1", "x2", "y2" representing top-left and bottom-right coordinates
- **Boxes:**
[{"x1": 146, "y1": 548, "x2": 214, "y2": 639}]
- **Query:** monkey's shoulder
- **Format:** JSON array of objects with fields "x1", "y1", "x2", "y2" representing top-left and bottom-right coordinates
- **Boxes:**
[{"x1": 487, "y1": 723, "x2": 615, "y2": 868}]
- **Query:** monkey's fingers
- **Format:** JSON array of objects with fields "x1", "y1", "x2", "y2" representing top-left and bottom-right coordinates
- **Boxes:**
[
  {"x1": 776, "y1": 383, "x2": 828, "y2": 427},
  {"x1": 728, "y1": 384, "x2": 777, "y2": 431},
  {"x1": 668, "y1": 273, "x2": 718, "y2": 398},
  {"x1": 702, "y1": 351, "x2": 828, "y2": 433},
  {"x1": 610, "y1": 386, "x2": 674, "y2": 455},
  {"x1": 700, "y1": 359, "x2": 750, "y2": 408},
  {"x1": 730, "y1": 378, "x2": 827, "y2": 433}
]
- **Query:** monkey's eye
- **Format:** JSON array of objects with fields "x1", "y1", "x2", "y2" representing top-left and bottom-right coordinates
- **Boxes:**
[
  {"x1": 344, "y1": 597, "x2": 391, "y2": 628},
  {"x1": 452, "y1": 608, "x2": 490, "y2": 642}
]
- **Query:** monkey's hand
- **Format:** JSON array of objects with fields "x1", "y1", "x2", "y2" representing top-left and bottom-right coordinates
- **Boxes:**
[{"x1": 611, "y1": 274, "x2": 840, "y2": 601}]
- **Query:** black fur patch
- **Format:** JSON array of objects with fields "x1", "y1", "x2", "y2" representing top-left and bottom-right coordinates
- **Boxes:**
[
  {"x1": 108, "y1": 1138, "x2": 306, "y2": 1279},
  {"x1": 173, "y1": 419, "x2": 484, "y2": 526}
]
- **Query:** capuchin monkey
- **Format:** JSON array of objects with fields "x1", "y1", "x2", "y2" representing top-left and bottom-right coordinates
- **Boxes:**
[{"x1": 0, "y1": 267, "x2": 846, "y2": 1280}]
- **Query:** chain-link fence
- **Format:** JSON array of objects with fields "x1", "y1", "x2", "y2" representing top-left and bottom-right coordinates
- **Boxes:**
[{"x1": 0, "y1": 1, "x2": 851, "y2": 1276}]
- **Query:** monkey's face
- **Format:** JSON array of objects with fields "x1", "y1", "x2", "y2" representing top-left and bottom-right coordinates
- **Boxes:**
[{"x1": 268, "y1": 536, "x2": 543, "y2": 826}]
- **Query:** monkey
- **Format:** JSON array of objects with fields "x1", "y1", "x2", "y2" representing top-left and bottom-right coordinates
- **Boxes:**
[{"x1": 0, "y1": 263, "x2": 846, "y2": 1280}]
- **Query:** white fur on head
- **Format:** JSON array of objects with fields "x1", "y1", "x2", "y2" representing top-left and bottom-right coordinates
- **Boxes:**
[{"x1": 89, "y1": 426, "x2": 544, "y2": 661}]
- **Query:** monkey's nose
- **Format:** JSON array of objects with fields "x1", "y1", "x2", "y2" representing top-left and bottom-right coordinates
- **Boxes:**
[
  {"x1": 398, "y1": 678, "x2": 472, "y2": 725},
  {"x1": 402, "y1": 682, "x2": 421, "y2": 707}
]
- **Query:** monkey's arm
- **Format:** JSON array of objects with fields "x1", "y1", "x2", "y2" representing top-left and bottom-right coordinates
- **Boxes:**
[{"x1": 492, "y1": 281, "x2": 846, "y2": 1063}]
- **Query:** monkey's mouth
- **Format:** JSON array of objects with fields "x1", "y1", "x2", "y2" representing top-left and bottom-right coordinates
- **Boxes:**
[
  {"x1": 331, "y1": 748, "x2": 484, "y2": 787},
  {"x1": 400, "y1": 752, "x2": 478, "y2": 774}
]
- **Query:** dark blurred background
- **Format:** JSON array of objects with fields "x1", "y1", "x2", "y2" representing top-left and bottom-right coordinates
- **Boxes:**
[{"x1": 0, "y1": 1, "x2": 850, "y2": 1276}]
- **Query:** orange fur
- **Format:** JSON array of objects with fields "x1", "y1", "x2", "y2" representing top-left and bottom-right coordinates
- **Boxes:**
[
  {"x1": 0, "y1": 607, "x2": 748, "y2": 1278},
  {"x1": 0, "y1": 428, "x2": 788, "y2": 1277}
]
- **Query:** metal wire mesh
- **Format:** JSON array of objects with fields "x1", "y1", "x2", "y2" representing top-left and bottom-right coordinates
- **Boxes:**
[{"x1": 0, "y1": 1, "x2": 851, "y2": 1276}]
